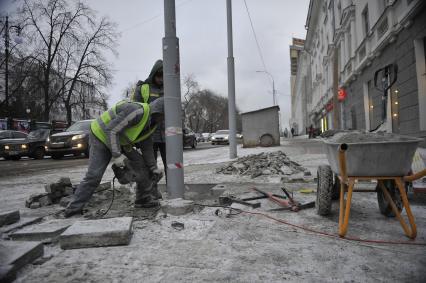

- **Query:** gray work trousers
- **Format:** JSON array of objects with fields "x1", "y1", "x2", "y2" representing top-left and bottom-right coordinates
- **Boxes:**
[{"x1": 66, "y1": 133, "x2": 154, "y2": 212}]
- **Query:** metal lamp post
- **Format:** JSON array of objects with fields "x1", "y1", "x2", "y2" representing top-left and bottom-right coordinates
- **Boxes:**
[
  {"x1": 256, "y1": 70, "x2": 276, "y2": 106},
  {"x1": 2, "y1": 16, "x2": 21, "y2": 115},
  {"x1": 226, "y1": 0, "x2": 237, "y2": 159}
]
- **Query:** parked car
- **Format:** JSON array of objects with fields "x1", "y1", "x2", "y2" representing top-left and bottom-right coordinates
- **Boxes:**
[
  {"x1": 211, "y1": 130, "x2": 229, "y2": 145},
  {"x1": 24, "y1": 129, "x2": 52, "y2": 159},
  {"x1": 202, "y1": 132, "x2": 211, "y2": 142},
  {"x1": 183, "y1": 128, "x2": 197, "y2": 149},
  {"x1": 195, "y1": 133, "x2": 203, "y2": 142},
  {"x1": 0, "y1": 130, "x2": 29, "y2": 160},
  {"x1": 46, "y1": 120, "x2": 93, "y2": 159}
]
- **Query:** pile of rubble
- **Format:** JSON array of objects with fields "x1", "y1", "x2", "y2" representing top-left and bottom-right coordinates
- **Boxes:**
[
  {"x1": 216, "y1": 151, "x2": 310, "y2": 178},
  {"x1": 25, "y1": 177, "x2": 75, "y2": 209}
]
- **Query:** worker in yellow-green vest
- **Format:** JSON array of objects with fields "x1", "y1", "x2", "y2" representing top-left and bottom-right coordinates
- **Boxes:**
[
  {"x1": 63, "y1": 98, "x2": 165, "y2": 218},
  {"x1": 131, "y1": 60, "x2": 166, "y2": 176}
]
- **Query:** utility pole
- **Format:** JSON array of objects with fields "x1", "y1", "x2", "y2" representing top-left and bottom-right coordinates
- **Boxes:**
[
  {"x1": 163, "y1": 0, "x2": 184, "y2": 198},
  {"x1": 2, "y1": 15, "x2": 21, "y2": 117},
  {"x1": 4, "y1": 16, "x2": 9, "y2": 113},
  {"x1": 226, "y1": 0, "x2": 237, "y2": 159}
]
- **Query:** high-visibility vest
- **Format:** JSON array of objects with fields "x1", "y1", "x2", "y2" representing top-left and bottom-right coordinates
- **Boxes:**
[
  {"x1": 131, "y1": 84, "x2": 161, "y2": 103},
  {"x1": 91, "y1": 101, "x2": 157, "y2": 146}
]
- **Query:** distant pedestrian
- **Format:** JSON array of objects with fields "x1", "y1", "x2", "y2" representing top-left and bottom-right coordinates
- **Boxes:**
[
  {"x1": 308, "y1": 124, "x2": 314, "y2": 139},
  {"x1": 283, "y1": 128, "x2": 288, "y2": 138},
  {"x1": 291, "y1": 127, "x2": 295, "y2": 137}
]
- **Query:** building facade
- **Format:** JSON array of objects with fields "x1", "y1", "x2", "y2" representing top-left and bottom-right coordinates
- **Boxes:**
[
  {"x1": 289, "y1": 38, "x2": 306, "y2": 134},
  {"x1": 296, "y1": 0, "x2": 425, "y2": 144}
]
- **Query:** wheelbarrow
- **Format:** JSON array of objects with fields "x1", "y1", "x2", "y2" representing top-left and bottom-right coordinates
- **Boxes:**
[{"x1": 316, "y1": 136, "x2": 426, "y2": 239}]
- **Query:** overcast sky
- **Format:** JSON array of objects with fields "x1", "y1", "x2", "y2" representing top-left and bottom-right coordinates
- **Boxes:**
[
  {"x1": 3, "y1": 0, "x2": 310, "y2": 127},
  {"x1": 83, "y1": 0, "x2": 310, "y2": 127}
]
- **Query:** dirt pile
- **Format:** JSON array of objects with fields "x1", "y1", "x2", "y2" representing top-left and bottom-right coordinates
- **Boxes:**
[{"x1": 216, "y1": 151, "x2": 309, "y2": 178}]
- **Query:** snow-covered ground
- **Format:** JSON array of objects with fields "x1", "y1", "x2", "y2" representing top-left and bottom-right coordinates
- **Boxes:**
[{"x1": 2, "y1": 137, "x2": 426, "y2": 282}]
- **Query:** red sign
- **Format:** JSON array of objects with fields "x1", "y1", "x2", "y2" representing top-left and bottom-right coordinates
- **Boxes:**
[{"x1": 338, "y1": 88, "x2": 347, "y2": 101}]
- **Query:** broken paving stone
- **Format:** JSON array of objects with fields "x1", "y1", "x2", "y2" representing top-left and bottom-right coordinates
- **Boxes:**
[
  {"x1": 280, "y1": 166, "x2": 293, "y2": 175},
  {"x1": 59, "y1": 196, "x2": 72, "y2": 208},
  {"x1": 25, "y1": 193, "x2": 49, "y2": 208},
  {"x1": 0, "y1": 210, "x2": 20, "y2": 227},
  {"x1": 0, "y1": 264, "x2": 16, "y2": 283},
  {"x1": 161, "y1": 198, "x2": 194, "y2": 216},
  {"x1": 59, "y1": 217, "x2": 133, "y2": 250},
  {"x1": 63, "y1": 186, "x2": 74, "y2": 196},
  {"x1": 9, "y1": 220, "x2": 74, "y2": 241},
  {"x1": 38, "y1": 195, "x2": 52, "y2": 207},
  {"x1": 0, "y1": 217, "x2": 43, "y2": 235},
  {"x1": 30, "y1": 202, "x2": 41, "y2": 209},
  {"x1": 58, "y1": 177, "x2": 72, "y2": 186},
  {"x1": 210, "y1": 185, "x2": 226, "y2": 197},
  {"x1": 0, "y1": 240, "x2": 44, "y2": 275}
]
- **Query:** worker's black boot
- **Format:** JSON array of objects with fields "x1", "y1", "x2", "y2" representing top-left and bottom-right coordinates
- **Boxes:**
[
  {"x1": 63, "y1": 208, "x2": 83, "y2": 218},
  {"x1": 134, "y1": 196, "x2": 160, "y2": 208}
]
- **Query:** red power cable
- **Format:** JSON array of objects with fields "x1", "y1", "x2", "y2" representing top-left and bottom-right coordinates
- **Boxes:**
[{"x1": 241, "y1": 210, "x2": 426, "y2": 246}]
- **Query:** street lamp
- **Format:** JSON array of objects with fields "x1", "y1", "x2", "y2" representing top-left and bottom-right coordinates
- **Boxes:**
[
  {"x1": 256, "y1": 70, "x2": 276, "y2": 106},
  {"x1": 26, "y1": 108, "x2": 30, "y2": 119},
  {"x1": 1, "y1": 16, "x2": 22, "y2": 115}
]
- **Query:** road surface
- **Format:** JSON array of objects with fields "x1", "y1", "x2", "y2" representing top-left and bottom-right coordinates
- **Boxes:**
[{"x1": 0, "y1": 142, "x2": 225, "y2": 177}]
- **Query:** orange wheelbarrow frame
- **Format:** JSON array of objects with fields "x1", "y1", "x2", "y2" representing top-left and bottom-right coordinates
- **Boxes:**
[{"x1": 337, "y1": 143, "x2": 426, "y2": 239}]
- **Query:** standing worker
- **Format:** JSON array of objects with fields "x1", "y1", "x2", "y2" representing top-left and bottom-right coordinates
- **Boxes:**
[
  {"x1": 63, "y1": 98, "x2": 165, "y2": 218},
  {"x1": 131, "y1": 60, "x2": 166, "y2": 172}
]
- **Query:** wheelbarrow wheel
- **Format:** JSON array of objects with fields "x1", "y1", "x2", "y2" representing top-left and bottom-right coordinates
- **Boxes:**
[
  {"x1": 316, "y1": 165, "x2": 333, "y2": 216},
  {"x1": 376, "y1": 180, "x2": 403, "y2": 217},
  {"x1": 332, "y1": 174, "x2": 340, "y2": 200}
]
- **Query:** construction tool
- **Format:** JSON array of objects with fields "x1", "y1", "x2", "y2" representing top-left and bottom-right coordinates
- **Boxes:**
[
  {"x1": 218, "y1": 196, "x2": 261, "y2": 209},
  {"x1": 251, "y1": 187, "x2": 315, "y2": 212},
  {"x1": 252, "y1": 187, "x2": 291, "y2": 207}
]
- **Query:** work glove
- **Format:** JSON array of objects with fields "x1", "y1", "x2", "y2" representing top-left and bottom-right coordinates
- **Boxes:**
[
  {"x1": 150, "y1": 168, "x2": 164, "y2": 183},
  {"x1": 112, "y1": 154, "x2": 126, "y2": 168}
]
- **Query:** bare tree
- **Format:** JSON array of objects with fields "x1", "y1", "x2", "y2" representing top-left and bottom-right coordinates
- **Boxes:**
[
  {"x1": 60, "y1": 15, "x2": 118, "y2": 125},
  {"x1": 21, "y1": 0, "x2": 90, "y2": 120},
  {"x1": 121, "y1": 80, "x2": 139, "y2": 100}
]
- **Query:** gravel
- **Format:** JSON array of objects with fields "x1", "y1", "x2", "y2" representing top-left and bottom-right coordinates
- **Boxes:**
[{"x1": 215, "y1": 151, "x2": 308, "y2": 178}]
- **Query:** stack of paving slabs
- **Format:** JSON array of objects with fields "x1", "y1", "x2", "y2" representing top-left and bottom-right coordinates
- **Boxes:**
[
  {"x1": 25, "y1": 177, "x2": 74, "y2": 209},
  {"x1": 216, "y1": 151, "x2": 309, "y2": 178}
]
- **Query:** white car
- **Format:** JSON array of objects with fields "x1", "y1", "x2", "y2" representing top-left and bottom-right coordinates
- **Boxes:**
[{"x1": 211, "y1": 130, "x2": 229, "y2": 145}]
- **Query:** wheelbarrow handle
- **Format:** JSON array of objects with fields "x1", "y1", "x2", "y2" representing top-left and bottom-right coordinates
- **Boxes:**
[
  {"x1": 338, "y1": 143, "x2": 348, "y2": 184},
  {"x1": 403, "y1": 169, "x2": 426, "y2": 182}
]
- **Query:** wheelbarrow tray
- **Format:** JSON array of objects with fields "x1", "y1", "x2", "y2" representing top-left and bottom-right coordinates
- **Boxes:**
[{"x1": 323, "y1": 136, "x2": 423, "y2": 177}]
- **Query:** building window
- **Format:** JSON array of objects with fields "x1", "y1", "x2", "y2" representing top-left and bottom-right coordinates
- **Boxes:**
[
  {"x1": 362, "y1": 5, "x2": 369, "y2": 37},
  {"x1": 337, "y1": 1, "x2": 342, "y2": 22},
  {"x1": 347, "y1": 32, "x2": 352, "y2": 58}
]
